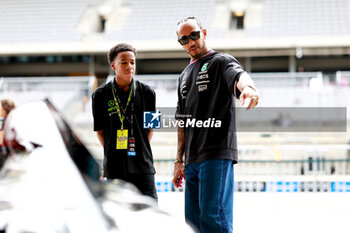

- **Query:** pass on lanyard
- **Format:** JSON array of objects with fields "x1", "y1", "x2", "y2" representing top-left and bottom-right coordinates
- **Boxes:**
[
  {"x1": 112, "y1": 80, "x2": 136, "y2": 156},
  {"x1": 128, "y1": 137, "x2": 136, "y2": 156},
  {"x1": 116, "y1": 129, "x2": 128, "y2": 149}
]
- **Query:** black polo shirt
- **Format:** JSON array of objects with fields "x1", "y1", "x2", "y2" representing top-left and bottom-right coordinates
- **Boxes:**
[
  {"x1": 92, "y1": 78, "x2": 156, "y2": 178},
  {"x1": 176, "y1": 50, "x2": 245, "y2": 165}
]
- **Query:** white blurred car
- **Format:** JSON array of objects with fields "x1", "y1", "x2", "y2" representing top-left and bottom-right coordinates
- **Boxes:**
[{"x1": 0, "y1": 99, "x2": 195, "y2": 233}]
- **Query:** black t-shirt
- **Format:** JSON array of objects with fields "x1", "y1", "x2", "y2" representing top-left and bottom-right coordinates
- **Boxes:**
[
  {"x1": 92, "y1": 78, "x2": 156, "y2": 178},
  {"x1": 176, "y1": 50, "x2": 245, "y2": 165}
]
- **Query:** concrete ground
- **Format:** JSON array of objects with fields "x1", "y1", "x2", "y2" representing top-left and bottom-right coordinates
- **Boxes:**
[{"x1": 158, "y1": 192, "x2": 350, "y2": 233}]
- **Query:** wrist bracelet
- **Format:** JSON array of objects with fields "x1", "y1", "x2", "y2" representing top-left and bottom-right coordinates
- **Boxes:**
[{"x1": 174, "y1": 159, "x2": 184, "y2": 164}]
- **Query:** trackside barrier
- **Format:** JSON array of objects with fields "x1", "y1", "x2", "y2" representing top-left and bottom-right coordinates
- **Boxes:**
[
  {"x1": 155, "y1": 179, "x2": 350, "y2": 193},
  {"x1": 153, "y1": 144, "x2": 350, "y2": 176},
  {"x1": 155, "y1": 157, "x2": 350, "y2": 177},
  {"x1": 156, "y1": 181, "x2": 185, "y2": 193},
  {"x1": 153, "y1": 144, "x2": 350, "y2": 192},
  {"x1": 234, "y1": 181, "x2": 350, "y2": 192},
  {"x1": 156, "y1": 180, "x2": 173, "y2": 192},
  {"x1": 156, "y1": 175, "x2": 185, "y2": 192}
]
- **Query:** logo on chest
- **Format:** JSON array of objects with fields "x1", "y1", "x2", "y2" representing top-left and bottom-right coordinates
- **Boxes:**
[
  {"x1": 201, "y1": 62, "x2": 209, "y2": 72},
  {"x1": 107, "y1": 99, "x2": 118, "y2": 116},
  {"x1": 196, "y1": 62, "x2": 210, "y2": 92},
  {"x1": 108, "y1": 100, "x2": 115, "y2": 107}
]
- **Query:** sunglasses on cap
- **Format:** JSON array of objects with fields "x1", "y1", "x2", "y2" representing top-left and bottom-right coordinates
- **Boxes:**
[{"x1": 178, "y1": 31, "x2": 201, "y2": 45}]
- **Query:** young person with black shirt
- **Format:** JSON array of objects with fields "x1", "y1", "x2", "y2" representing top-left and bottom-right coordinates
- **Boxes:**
[
  {"x1": 172, "y1": 17, "x2": 259, "y2": 233},
  {"x1": 92, "y1": 43, "x2": 157, "y2": 200}
]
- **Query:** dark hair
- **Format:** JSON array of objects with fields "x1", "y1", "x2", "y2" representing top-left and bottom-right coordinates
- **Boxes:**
[
  {"x1": 1, "y1": 99, "x2": 16, "y2": 116},
  {"x1": 107, "y1": 43, "x2": 137, "y2": 64},
  {"x1": 176, "y1": 16, "x2": 203, "y2": 30}
]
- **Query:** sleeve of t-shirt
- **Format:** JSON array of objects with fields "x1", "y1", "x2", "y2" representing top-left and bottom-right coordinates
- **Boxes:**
[
  {"x1": 148, "y1": 88, "x2": 156, "y2": 111},
  {"x1": 91, "y1": 90, "x2": 105, "y2": 131},
  {"x1": 143, "y1": 85, "x2": 156, "y2": 112},
  {"x1": 223, "y1": 57, "x2": 245, "y2": 99}
]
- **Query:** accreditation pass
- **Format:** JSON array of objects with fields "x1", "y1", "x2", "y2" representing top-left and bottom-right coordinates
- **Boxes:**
[{"x1": 117, "y1": 129, "x2": 128, "y2": 149}]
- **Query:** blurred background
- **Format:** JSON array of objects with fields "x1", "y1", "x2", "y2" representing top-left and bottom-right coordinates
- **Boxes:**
[{"x1": 0, "y1": 0, "x2": 349, "y2": 232}]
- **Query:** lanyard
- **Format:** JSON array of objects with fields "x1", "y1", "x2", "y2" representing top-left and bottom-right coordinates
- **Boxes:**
[{"x1": 111, "y1": 80, "x2": 134, "y2": 130}]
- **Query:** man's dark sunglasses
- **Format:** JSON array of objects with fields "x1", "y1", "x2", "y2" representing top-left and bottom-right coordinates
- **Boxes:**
[{"x1": 178, "y1": 31, "x2": 201, "y2": 45}]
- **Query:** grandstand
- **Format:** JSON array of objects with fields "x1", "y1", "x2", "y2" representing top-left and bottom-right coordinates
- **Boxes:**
[
  {"x1": 1, "y1": 0, "x2": 350, "y2": 76},
  {"x1": 0, "y1": 76, "x2": 94, "y2": 119},
  {"x1": 0, "y1": 0, "x2": 349, "y2": 194}
]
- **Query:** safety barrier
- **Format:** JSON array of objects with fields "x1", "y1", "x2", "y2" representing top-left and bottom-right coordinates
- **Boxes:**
[
  {"x1": 153, "y1": 144, "x2": 350, "y2": 176},
  {"x1": 154, "y1": 144, "x2": 350, "y2": 192},
  {"x1": 235, "y1": 180, "x2": 350, "y2": 192},
  {"x1": 155, "y1": 178, "x2": 350, "y2": 193}
]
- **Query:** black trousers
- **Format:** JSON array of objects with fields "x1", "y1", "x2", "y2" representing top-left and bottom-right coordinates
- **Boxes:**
[{"x1": 115, "y1": 173, "x2": 158, "y2": 201}]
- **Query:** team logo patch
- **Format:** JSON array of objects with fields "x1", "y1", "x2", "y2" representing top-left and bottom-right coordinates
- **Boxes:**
[
  {"x1": 143, "y1": 110, "x2": 161, "y2": 129},
  {"x1": 108, "y1": 100, "x2": 115, "y2": 107},
  {"x1": 229, "y1": 62, "x2": 243, "y2": 71},
  {"x1": 198, "y1": 85, "x2": 208, "y2": 92},
  {"x1": 201, "y1": 62, "x2": 209, "y2": 71}
]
